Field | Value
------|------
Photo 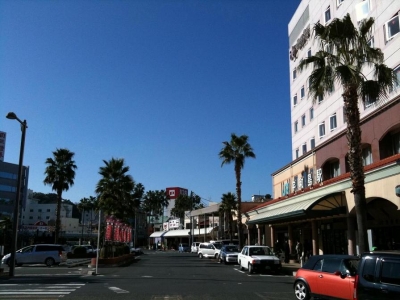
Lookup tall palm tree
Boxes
[44,148,77,243]
[142,190,169,219]
[219,192,237,241]
[219,133,255,249]
[298,14,397,253]
[95,158,135,222]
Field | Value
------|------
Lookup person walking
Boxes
[295,241,303,263]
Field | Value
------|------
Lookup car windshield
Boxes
[225,246,239,252]
[249,247,272,256]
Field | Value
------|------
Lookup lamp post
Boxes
[6,112,27,277]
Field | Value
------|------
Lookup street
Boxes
[0,251,295,300]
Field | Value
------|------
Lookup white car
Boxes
[197,242,222,259]
[191,242,200,253]
[237,245,282,274]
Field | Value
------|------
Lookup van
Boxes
[1,244,67,267]
[198,242,222,259]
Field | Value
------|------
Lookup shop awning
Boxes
[247,197,318,224]
[149,231,167,238]
[164,229,190,237]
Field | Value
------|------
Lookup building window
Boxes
[310,138,315,149]
[30,209,33,212]
[364,95,377,109]
[29,216,33,219]
[293,94,298,106]
[38,216,41,220]
[307,48,311,58]
[362,145,373,166]
[337,0,345,7]
[38,209,42,212]
[302,143,307,154]
[328,83,335,94]
[392,131,400,154]
[330,113,337,130]
[310,107,314,120]
[293,69,297,80]
[301,114,306,127]
[319,122,326,138]
[385,14,400,42]
[46,216,50,220]
[301,86,305,99]
[318,94,324,104]
[295,148,299,159]
[367,37,374,48]
[325,6,331,24]
[356,0,371,21]
[294,121,298,133]
[394,66,400,88]
[47,209,50,212]
[329,160,341,178]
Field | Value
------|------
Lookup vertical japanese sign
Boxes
[0,131,6,161]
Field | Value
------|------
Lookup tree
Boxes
[219,133,255,249]
[95,158,135,222]
[298,14,397,253]
[170,193,202,222]
[44,148,77,243]
[141,190,169,219]
[218,192,237,241]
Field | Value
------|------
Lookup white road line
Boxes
[108,287,129,294]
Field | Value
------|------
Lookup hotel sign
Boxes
[282,168,323,196]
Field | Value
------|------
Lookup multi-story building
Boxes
[245,0,400,256]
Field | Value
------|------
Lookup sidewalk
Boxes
[281,261,301,276]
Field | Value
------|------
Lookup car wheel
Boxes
[294,280,310,300]
[248,263,253,274]
[198,253,203,259]
[45,257,55,267]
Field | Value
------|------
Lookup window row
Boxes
[295,137,316,159]
[318,113,338,138]
[28,208,52,212]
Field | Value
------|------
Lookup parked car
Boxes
[1,244,67,267]
[130,247,143,255]
[354,251,400,300]
[191,242,200,253]
[198,242,222,259]
[238,245,282,274]
[70,244,95,254]
[178,243,190,253]
[218,245,240,264]
[293,254,359,300]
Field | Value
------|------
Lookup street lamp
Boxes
[6,112,27,277]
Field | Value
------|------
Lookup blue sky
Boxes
[1,0,298,205]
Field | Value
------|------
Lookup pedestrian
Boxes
[295,241,303,263]
[284,240,290,263]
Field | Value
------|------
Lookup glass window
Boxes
[330,113,337,130]
[362,146,373,166]
[392,131,400,154]
[318,94,324,104]
[337,0,345,6]
[395,66,400,88]
[293,69,297,80]
[302,143,307,154]
[364,95,376,109]
[0,185,16,192]
[293,94,298,106]
[313,259,323,271]
[310,138,315,149]
[322,258,341,273]
[386,14,400,41]
[362,257,376,282]
[294,121,298,133]
[302,114,306,127]
[307,48,311,58]
[356,0,370,21]
[319,122,326,138]
[38,209,42,212]
[295,148,299,159]
[325,6,331,23]
[381,261,400,285]
[310,107,314,120]
[0,172,17,180]
[301,86,305,98]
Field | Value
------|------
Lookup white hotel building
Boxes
[245,0,400,255]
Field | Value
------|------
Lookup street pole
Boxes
[94,210,101,275]
[6,112,27,277]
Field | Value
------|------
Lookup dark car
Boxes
[293,254,359,300]
[355,251,400,300]
[218,245,240,264]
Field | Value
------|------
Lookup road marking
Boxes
[151,296,182,300]
[0,283,84,299]
[108,287,129,294]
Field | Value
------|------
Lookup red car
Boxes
[294,254,359,300]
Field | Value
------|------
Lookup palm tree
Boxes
[142,190,169,219]
[44,148,77,243]
[298,14,397,253]
[95,158,135,222]
[219,133,255,249]
[219,192,237,241]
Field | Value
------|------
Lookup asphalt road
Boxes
[0,251,296,300]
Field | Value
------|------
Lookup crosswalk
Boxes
[0,282,85,299]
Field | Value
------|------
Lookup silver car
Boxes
[1,244,67,267]
[198,242,222,259]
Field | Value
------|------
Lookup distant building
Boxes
[165,187,188,217]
